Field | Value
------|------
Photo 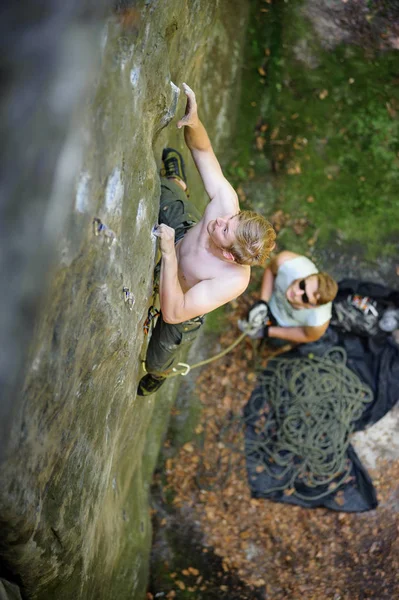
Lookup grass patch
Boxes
[203,304,229,334]
[225,0,398,261]
[267,0,399,258]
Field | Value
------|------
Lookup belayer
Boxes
[239,251,338,345]
[138,83,276,395]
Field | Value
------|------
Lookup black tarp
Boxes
[244,280,399,512]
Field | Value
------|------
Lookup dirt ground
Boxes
[161,298,399,600]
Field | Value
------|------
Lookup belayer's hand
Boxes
[247,300,269,328]
[177,83,199,129]
[238,300,269,339]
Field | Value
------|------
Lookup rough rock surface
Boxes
[0,1,249,598]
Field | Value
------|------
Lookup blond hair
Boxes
[227,210,276,267]
[311,272,338,305]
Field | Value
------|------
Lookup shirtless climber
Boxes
[239,251,338,345]
[138,83,276,395]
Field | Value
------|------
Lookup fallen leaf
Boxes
[256,136,266,151]
[386,101,397,118]
[287,162,301,175]
[270,127,280,140]
[334,491,345,506]
[223,396,232,410]
[292,218,308,235]
[240,530,251,539]
[236,184,246,201]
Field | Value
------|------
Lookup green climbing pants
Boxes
[145,178,204,375]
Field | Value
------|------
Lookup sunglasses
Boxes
[299,279,310,304]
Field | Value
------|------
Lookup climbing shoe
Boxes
[161,147,188,188]
[137,373,166,396]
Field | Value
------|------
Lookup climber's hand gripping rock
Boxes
[177,83,199,129]
[153,223,176,256]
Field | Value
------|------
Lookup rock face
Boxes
[0,1,249,598]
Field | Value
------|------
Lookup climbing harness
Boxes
[143,305,161,336]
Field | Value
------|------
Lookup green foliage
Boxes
[226,0,398,260]
[203,305,229,334]
[268,2,399,258]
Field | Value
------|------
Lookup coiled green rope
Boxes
[197,348,373,501]
[245,347,373,499]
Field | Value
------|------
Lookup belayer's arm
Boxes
[268,322,329,344]
[260,251,300,301]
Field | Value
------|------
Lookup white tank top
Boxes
[268,256,332,327]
